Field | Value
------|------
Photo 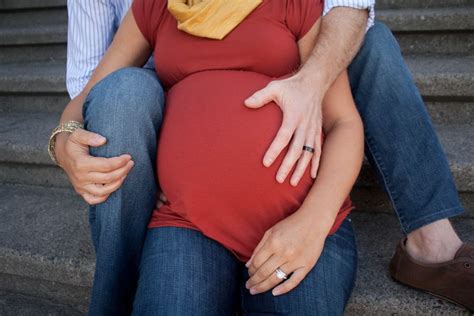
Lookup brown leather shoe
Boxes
[389,239,474,312]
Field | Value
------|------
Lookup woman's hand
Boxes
[155,190,168,209]
[55,128,135,205]
[244,207,329,296]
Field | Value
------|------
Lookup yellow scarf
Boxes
[168,0,262,40]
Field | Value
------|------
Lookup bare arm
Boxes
[245,19,364,296]
[297,7,368,97]
[244,8,368,187]
[54,10,151,204]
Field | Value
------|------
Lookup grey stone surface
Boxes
[351,187,474,219]
[0,25,66,46]
[0,183,471,314]
[377,0,473,9]
[1,55,473,98]
[2,113,474,191]
[0,163,71,188]
[347,212,473,315]
[393,31,474,55]
[0,44,66,64]
[378,7,474,32]
[406,55,474,99]
[0,94,69,113]
[0,291,83,316]
[0,0,65,10]
[0,62,66,93]
[426,101,473,125]
[0,274,89,314]
[0,8,66,28]
[0,184,93,288]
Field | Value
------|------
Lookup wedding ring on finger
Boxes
[302,145,315,154]
[275,267,288,280]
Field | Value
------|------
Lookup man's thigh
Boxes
[240,217,357,315]
[133,227,241,315]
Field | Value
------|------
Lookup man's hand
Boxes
[244,208,328,296]
[245,74,323,186]
[244,7,368,187]
[55,128,134,205]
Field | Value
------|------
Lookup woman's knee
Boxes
[242,218,357,315]
[133,227,240,315]
[82,67,165,131]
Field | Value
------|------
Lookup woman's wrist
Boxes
[54,132,69,168]
[295,204,338,236]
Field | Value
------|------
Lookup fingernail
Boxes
[277,175,284,183]
[245,281,250,289]
[246,96,256,104]
[263,158,271,166]
[250,288,257,295]
[272,289,280,296]
[94,135,106,143]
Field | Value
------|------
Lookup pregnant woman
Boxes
[52,0,364,314]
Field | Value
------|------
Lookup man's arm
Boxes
[299,4,372,95]
[66,0,117,99]
[244,6,370,186]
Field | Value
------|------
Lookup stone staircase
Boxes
[0,0,472,314]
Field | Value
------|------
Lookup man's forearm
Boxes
[297,7,368,95]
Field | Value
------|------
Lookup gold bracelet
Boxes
[48,120,84,167]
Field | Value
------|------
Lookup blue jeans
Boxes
[81,22,465,315]
[132,217,357,315]
[82,68,165,315]
[348,22,464,234]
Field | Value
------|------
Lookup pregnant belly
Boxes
[155,70,314,260]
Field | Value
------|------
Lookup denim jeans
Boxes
[82,67,165,315]
[132,217,357,315]
[81,22,464,315]
[347,23,464,234]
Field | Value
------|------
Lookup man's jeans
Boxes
[348,22,464,234]
[132,217,357,315]
[80,22,464,315]
[82,68,165,315]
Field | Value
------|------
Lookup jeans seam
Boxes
[403,205,465,233]
[364,135,409,234]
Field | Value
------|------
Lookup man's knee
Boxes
[357,22,402,65]
[83,67,165,127]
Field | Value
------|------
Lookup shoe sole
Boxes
[389,274,473,313]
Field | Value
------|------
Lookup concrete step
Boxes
[0,111,473,218]
[0,291,82,316]
[347,212,473,315]
[0,6,66,63]
[377,0,474,10]
[0,0,65,10]
[405,55,474,99]
[0,183,92,313]
[0,55,472,113]
[0,183,471,314]
[378,7,474,55]
[379,7,474,32]
[0,6,473,63]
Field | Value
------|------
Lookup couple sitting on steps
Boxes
[47,0,473,314]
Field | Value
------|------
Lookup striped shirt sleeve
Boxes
[66,0,118,99]
[323,0,375,30]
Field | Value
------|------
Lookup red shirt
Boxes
[132,0,354,262]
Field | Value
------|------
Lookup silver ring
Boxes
[275,267,288,280]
